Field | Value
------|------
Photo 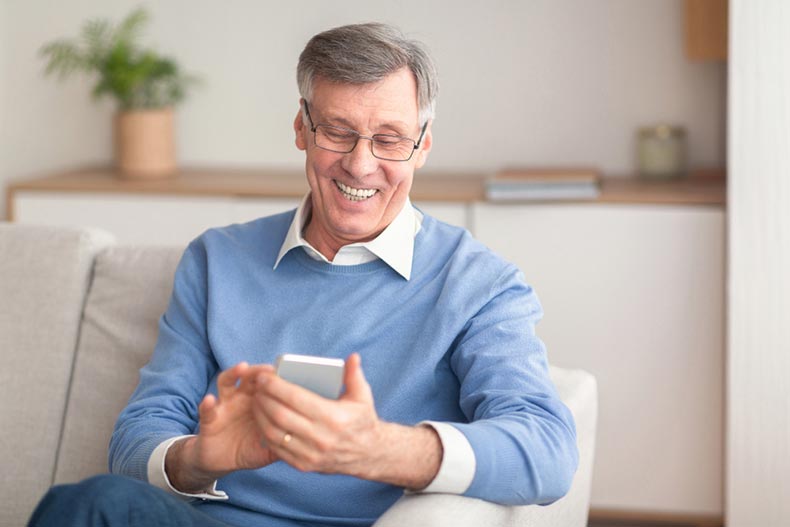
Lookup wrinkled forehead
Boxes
[309,69,420,128]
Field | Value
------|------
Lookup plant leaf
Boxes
[38,6,200,109]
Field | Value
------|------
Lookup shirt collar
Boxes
[274,193,420,280]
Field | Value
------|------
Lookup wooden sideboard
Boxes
[5,167,726,524]
[6,166,725,217]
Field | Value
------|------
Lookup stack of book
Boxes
[485,168,602,201]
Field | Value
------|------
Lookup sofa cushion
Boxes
[53,245,182,484]
[0,223,114,526]
[373,367,598,527]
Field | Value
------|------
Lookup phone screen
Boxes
[275,354,345,399]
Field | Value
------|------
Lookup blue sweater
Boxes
[110,210,578,527]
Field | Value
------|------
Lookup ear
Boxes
[413,120,433,170]
[294,99,308,151]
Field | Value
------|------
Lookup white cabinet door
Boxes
[231,198,470,230]
[473,203,725,516]
[12,193,471,246]
[13,191,234,246]
[231,197,302,224]
[413,201,468,229]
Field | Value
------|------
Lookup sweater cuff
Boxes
[414,421,476,494]
[147,435,228,501]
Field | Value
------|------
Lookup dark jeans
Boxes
[28,474,235,527]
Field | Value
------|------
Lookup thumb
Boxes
[342,353,373,403]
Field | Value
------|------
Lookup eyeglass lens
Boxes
[314,125,416,161]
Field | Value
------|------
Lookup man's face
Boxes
[294,67,432,252]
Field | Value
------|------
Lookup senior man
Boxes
[29,23,578,527]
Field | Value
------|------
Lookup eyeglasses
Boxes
[302,101,428,162]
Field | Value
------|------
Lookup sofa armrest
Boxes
[374,366,597,527]
[0,223,115,527]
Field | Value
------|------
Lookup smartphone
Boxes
[275,354,345,400]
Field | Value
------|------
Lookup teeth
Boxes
[335,180,377,201]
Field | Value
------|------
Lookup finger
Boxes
[257,373,329,420]
[269,436,321,473]
[251,397,272,435]
[217,362,248,400]
[198,394,218,426]
[341,353,373,404]
[255,390,315,440]
[252,403,287,449]
[251,417,320,473]
[239,364,275,394]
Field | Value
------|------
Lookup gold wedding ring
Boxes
[282,432,293,446]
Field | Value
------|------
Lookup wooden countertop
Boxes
[6,166,726,210]
[597,177,725,206]
[7,166,486,203]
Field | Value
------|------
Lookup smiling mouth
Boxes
[334,180,378,202]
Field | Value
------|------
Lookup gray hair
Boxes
[297,23,439,125]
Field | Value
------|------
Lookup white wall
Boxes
[0,1,6,190]
[727,1,790,526]
[1,0,725,219]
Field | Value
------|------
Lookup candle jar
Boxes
[637,125,687,179]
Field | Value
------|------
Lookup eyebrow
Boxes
[319,112,412,136]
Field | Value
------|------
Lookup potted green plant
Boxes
[40,7,198,179]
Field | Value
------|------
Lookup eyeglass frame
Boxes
[302,100,428,162]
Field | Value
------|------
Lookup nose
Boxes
[340,137,379,180]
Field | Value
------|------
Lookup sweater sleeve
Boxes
[448,265,578,506]
[109,240,218,482]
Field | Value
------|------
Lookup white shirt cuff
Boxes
[147,435,228,501]
[414,421,476,494]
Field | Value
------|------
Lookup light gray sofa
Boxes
[0,223,597,527]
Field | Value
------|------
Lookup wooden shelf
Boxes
[589,507,723,527]
[6,166,485,202]
[6,166,726,221]
[685,0,728,61]
[598,177,725,206]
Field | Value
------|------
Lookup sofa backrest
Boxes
[53,245,182,484]
[0,224,114,527]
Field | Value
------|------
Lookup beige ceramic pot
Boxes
[114,108,177,179]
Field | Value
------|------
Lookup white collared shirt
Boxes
[148,195,475,499]
[274,193,421,280]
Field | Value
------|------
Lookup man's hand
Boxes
[166,362,280,493]
[252,353,443,489]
